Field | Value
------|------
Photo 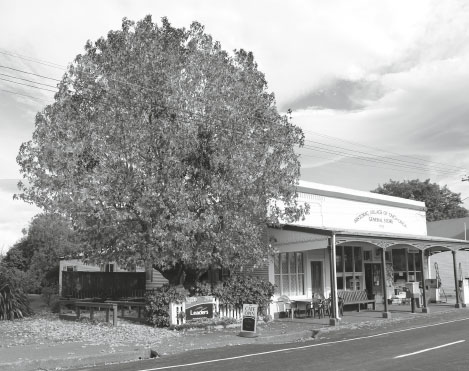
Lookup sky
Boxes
[1,0,469,252]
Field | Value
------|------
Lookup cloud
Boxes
[282,78,384,112]
[0,183,40,251]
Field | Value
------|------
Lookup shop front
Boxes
[268,181,469,324]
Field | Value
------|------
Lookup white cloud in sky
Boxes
[0,180,40,252]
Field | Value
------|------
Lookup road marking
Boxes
[394,340,465,359]
[139,317,469,371]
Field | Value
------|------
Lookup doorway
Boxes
[365,263,382,298]
[311,261,323,297]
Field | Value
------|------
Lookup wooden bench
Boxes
[59,300,118,326]
[337,290,375,315]
[104,300,146,320]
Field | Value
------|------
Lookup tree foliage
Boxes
[3,213,77,290]
[372,179,468,222]
[16,16,306,286]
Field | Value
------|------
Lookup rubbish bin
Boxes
[406,282,420,313]
[413,292,421,308]
[461,278,469,305]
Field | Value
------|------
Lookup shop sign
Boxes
[185,296,215,320]
[239,304,258,337]
[354,209,407,228]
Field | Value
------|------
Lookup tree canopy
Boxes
[16,16,306,286]
[2,213,77,291]
[372,179,468,222]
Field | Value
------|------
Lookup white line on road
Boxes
[139,317,469,371]
[394,340,465,359]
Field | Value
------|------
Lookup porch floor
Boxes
[276,297,464,326]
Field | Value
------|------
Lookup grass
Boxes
[0,295,180,349]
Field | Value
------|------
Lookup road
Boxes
[79,316,469,371]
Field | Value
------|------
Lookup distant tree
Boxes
[372,179,468,221]
[3,213,77,289]
[16,16,306,287]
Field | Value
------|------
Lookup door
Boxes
[311,261,323,297]
[365,263,382,297]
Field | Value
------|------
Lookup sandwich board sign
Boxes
[239,304,258,337]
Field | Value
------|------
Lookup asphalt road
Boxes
[80,315,469,371]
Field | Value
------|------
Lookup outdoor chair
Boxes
[322,298,332,317]
[276,295,293,318]
[307,298,325,318]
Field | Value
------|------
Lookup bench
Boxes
[104,300,146,320]
[337,290,375,315]
[59,300,118,326]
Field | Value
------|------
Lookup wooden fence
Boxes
[61,271,146,299]
[169,299,267,325]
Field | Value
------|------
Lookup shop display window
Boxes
[336,246,363,290]
[274,252,305,296]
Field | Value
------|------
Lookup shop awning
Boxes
[281,225,469,253]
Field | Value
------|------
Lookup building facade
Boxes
[268,181,469,322]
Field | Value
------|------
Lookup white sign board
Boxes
[239,304,258,338]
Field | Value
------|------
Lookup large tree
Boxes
[16,16,306,286]
[372,179,468,221]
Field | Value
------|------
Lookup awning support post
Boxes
[421,250,429,313]
[452,250,462,308]
[381,247,391,318]
[329,233,340,325]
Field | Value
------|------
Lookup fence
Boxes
[169,299,267,325]
[61,271,146,299]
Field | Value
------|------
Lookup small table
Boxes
[291,299,312,318]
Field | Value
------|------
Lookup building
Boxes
[427,217,469,295]
[59,258,168,297]
[268,181,469,323]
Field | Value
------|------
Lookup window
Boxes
[336,246,363,290]
[274,252,305,296]
[408,252,421,282]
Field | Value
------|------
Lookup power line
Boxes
[302,140,463,176]
[298,150,463,177]
[0,88,52,103]
[0,49,66,70]
[303,137,457,173]
[0,72,58,89]
[302,129,466,173]
[0,64,61,82]
[0,77,57,93]
[3,49,466,178]
[4,71,464,179]
[301,144,462,176]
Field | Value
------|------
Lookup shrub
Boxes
[169,316,239,331]
[212,275,275,315]
[145,285,186,327]
[0,283,32,320]
[41,284,58,306]
[188,281,213,296]
[0,263,33,319]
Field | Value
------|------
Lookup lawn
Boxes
[0,295,180,349]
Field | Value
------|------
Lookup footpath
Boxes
[0,300,466,371]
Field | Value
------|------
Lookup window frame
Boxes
[274,252,305,297]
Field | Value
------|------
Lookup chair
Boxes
[276,295,293,318]
[309,299,324,318]
[322,298,331,318]
[338,296,344,316]
[327,294,344,317]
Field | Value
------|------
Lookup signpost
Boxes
[239,304,258,338]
